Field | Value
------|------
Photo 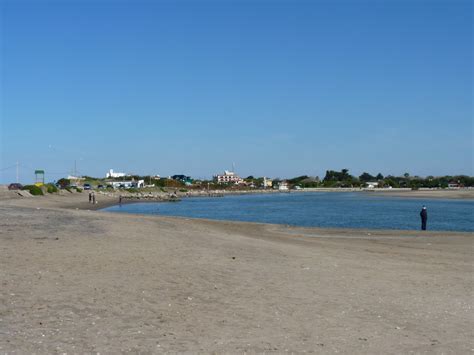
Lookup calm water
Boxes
[102,192,474,232]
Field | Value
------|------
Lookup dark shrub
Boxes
[57,178,70,188]
[22,185,44,196]
[46,184,58,193]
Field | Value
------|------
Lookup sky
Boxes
[1,0,472,183]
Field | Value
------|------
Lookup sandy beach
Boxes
[1,191,473,353]
[361,188,474,200]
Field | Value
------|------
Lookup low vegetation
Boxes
[46,184,58,193]
[22,185,44,196]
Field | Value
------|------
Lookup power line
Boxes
[0,164,18,171]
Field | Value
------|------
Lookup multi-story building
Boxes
[214,170,244,184]
[263,177,273,188]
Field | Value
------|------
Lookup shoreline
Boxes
[4,191,472,237]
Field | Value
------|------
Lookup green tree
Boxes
[359,172,375,182]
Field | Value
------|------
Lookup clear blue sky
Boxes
[1,0,472,183]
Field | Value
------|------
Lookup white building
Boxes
[67,175,85,186]
[106,169,127,178]
[108,180,145,189]
[278,181,289,191]
[214,170,244,184]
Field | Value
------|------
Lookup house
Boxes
[214,170,244,184]
[278,181,289,191]
[171,175,193,185]
[366,182,379,189]
[67,175,85,186]
[263,177,273,188]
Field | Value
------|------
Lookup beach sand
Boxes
[0,192,473,353]
[362,188,474,200]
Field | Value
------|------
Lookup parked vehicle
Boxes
[97,184,104,189]
[8,183,23,190]
[83,183,91,190]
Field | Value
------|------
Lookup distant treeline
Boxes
[313,169,474,188]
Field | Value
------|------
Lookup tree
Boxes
[288,175,308,184]
[323,169,356,187]
[359,172,375,182]
[376,173,384,180]
[323,170,338,182]
[341,169,351,180]
[384,178,399,188]
[57,178,70,188]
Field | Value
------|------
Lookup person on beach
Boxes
[92,192,96,204]
[420,206,428,230]
[119,195,122,204]
[89,192,92,203]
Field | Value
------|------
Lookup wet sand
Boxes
[362,189,474,200]
[0,192,473,353]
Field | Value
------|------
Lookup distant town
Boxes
[6,166,474,195]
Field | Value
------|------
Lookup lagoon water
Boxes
[103,192,474,232]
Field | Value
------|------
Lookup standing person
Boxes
[89,191,92,203]
[119,195,122,204]
[420,206,428,230]
[92,192,96,205]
